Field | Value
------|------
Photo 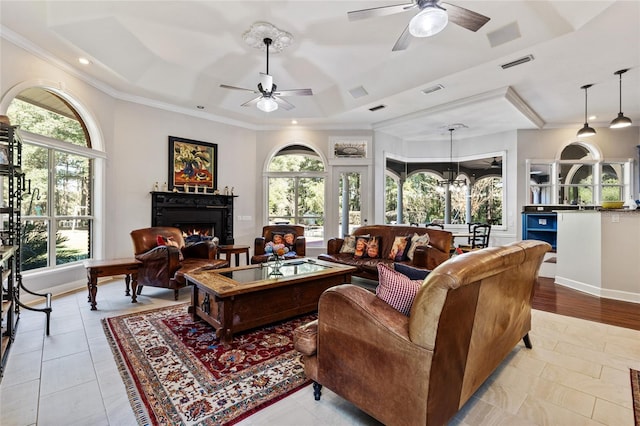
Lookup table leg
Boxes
[86,269,92,303]
[234,252,240,266]
[88,273,98,310]
[124,274,131,296]
[130,273,138,303]
[245,250,249,265]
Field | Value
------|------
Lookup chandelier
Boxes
[436,128,467,193]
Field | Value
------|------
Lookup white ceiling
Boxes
[1,0,639,141]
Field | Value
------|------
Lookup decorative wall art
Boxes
[168,136,218,191]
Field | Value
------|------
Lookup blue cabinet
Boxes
[522,212,557,250]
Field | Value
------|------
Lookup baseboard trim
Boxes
[554,276,640,304]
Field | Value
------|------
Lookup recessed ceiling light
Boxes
[589,115,597,120]
[78,57,91,65]
[291,120,298,125]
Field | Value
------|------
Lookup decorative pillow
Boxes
[364,236,381,259]
[339,235,357,254]
[388,236,409,261]
[406,233,430,261]
[283,233,296,250]
[353,235,370,259]
[376,263,422,316]
[394,263,431,281]
[271,232,285,245]
[156,235,166,246]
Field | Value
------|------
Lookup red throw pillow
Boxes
[156,235,166,246]
[376,263,422,316]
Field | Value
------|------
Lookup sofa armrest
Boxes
[412,245,450,270]
[181,241,217,259]
[326,238,344,255]
[294,319,318,356]
[135,246,182,280]
[294,236,306,256]
[254,237,266,256]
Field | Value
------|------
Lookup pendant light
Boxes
[610,69,632,129]
[577,84,596,138]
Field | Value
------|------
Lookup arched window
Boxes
[7,88,95,271]
[266,145,325,247]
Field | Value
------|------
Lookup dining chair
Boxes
[459,223,491,252]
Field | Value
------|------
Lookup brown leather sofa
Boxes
[295,240,551,426]
[251,224,306,264]
[130,226,229,300]
[318,225,452,279]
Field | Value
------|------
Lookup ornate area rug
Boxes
[102,304,315,425]
[632,368,640,425]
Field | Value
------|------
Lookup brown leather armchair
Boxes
[130,226,229,300]
[294,240,550,426]
[250,225,306,264]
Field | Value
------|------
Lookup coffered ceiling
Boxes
[1,1,638,140]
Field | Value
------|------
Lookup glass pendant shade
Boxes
[409,7,448,37]
[257,97,278,112]
[610,69,632,129]
[577,84,596,138]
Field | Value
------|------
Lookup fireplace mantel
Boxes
[151,191,235,244]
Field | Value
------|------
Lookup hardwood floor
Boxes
[533,276,640,331]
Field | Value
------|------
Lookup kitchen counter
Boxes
[555,210,640,303]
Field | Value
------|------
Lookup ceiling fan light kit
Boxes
[409,7,448,37]
[610,68,632,129]
[257,97,278,112]
[577,84,596,138]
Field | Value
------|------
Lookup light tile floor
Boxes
[1,278,639,425]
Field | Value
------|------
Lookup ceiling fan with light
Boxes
[485,156,503,170]
[347,0,490,51]
[220,37,312,112]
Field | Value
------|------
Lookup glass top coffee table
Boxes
[185,258,356,343]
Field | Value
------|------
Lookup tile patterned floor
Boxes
[1,278,638,425]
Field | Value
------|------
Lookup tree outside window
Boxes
[7,91,93,271]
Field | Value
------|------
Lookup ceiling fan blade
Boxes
[274,88,313,97]
[273,96,295,111]
[442,2,490,32]
[240,96,262,107]
[220,84,258,93]
[392,23,412,51]
[347,2,416,21]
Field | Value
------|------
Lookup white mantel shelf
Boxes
[555,209,640,304]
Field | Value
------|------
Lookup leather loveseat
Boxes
[130,226,229,300]
[295,240,551,426]
[318,225,452,280]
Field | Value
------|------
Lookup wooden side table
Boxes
[216,245,250,267]
[83,258,141,310]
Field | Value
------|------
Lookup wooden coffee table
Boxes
[185,258,356,343]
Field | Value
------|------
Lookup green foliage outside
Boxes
[385,172,503,225]
[8,96,90,270]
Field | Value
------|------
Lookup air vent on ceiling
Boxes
[501,55,534,70]
[349,86,369,99]
[369,105,386,112]
[421,84,444,95]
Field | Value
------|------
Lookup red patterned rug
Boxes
[102,304,315,425]
[632,368,640,426]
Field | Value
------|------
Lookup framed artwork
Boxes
[168,136,218,191]
[328,137,370,160]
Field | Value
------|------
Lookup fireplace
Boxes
[151,192,235,245]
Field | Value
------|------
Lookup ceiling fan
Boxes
[347,0,490,51]
[484,157,502,169]
[220,37,313,112]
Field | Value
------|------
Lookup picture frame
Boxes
[168,136,218,191]
[328,137,369,159]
